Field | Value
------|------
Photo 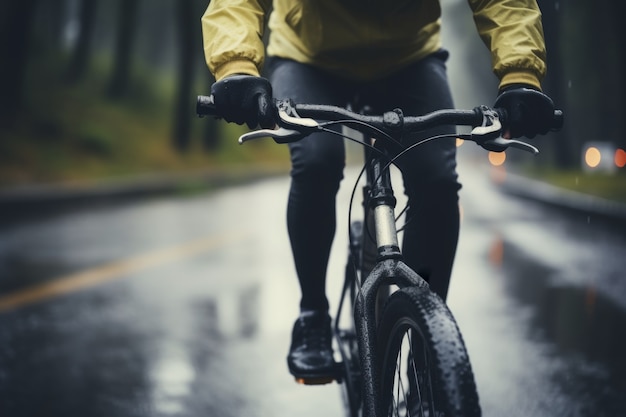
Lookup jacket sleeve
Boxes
[468,0,547,90]
[201,0,271,81]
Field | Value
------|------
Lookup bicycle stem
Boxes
[367,151,402,261]
[373,205,399,250]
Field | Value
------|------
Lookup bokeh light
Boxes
[488,151,506,166]
[615,148,626,168]
[584,147,602,168]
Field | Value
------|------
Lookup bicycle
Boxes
[196,92,563,417]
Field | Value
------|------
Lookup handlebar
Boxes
[196,94,563,154]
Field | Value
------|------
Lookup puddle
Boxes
[498,239,626,415]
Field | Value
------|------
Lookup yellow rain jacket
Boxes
[202,0,547,90]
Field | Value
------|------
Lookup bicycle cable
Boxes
[318,119,405,149]
[313,123,463,300]
[378,133,463,234]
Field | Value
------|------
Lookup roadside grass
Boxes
[3,55,622,205]
[522,168,626,204]
[0,55,289,187]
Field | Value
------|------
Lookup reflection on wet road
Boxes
[0,158,625,417]
[451,157,626,417]
[0,176,343,417]
[504,244,626,415]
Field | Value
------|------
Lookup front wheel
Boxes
[376,287,481,417]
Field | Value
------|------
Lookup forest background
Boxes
[0,0,624,200]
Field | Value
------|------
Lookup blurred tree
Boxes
[537,0,571,169]
[34,0,66,53]
[0,0,40,128]
[559,0,625,167]
[172,0,196,151]
[107,0,140,98]
[173,0,219,152]
[603,0,626,150]
[66,0,99,83]
[140,0,174,68]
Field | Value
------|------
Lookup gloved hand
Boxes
[494,84,555,138]
[210,75,274,129]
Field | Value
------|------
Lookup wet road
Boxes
[1,154,625,417]
[451,156,626,417]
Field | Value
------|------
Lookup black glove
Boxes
[494,84,555,138]
[210,75,274,129]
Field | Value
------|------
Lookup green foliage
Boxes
[558,1,625,157]
[523,168,626,203]
[0,54,289,187]
[76,123,116,157]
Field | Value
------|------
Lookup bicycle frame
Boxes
[196,93,562,417]
[341,139,431,417]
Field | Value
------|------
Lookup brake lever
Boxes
[470,106,539,155]
[277,108,319,129]
[482,137,539,155]
[238,101,322,144]
[238,127,306,144]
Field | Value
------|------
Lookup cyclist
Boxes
[201,0,556,383]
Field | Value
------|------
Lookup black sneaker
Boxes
[287,310,336,385]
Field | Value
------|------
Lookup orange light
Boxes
[615,148,626,168]
[489,165,507,184]
[584,147,602,168]
[456,138,465,147]
[488,235,504,267]
[488,151,506,166]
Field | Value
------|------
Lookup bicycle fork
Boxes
[367,157,401,260]
[354,154,427,417]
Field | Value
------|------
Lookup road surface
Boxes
[1,151,625,417]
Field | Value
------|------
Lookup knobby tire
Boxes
[376,287,481,417]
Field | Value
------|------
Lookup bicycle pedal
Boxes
[295,376,335,385]
[294,362,345,385]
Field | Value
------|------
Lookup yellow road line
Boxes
[0,232,245,313]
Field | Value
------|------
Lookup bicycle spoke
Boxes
[387,328,429,417]
[395,345,404,415]
[407,331,422,417]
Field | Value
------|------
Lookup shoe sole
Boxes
[290,362,340,385]
[295,376,335,385]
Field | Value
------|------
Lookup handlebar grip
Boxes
[551,109,564,131]
[497,107,564,133]
[196,95,216,117]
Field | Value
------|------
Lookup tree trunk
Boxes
[537,0,572,169]
[107,0,140,98]
[65,0,99,83]
[0,0,40,128]
[606,1,626,151]
[172,0,196,151]
[35,0,66,53]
